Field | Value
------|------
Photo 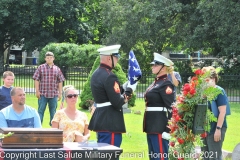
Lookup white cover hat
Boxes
[97,45,121,58]
[150,52,174,66]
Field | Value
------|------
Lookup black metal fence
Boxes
[2,65,240,103]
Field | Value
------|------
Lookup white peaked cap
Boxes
[97,45,121,57]
[150,52,174,66]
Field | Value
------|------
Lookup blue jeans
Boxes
[38,95,58,126]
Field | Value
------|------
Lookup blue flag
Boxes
[128,51,142,85]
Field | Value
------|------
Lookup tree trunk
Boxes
[0,47,5,74]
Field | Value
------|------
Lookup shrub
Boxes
[39,43,101,68]
[79,56,136,109]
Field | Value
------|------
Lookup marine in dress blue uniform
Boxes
[143,53,175,160]
[88,45,133,148]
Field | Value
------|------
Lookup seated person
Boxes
[59,85,74,109]
[51,86,90,142]
[0,87,41,128]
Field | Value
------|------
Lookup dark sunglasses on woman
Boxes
[66,94,79,98]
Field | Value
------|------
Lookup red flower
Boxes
[194,69,204,75]
[173,150,178,156]
[189,88,196,95]
[174,115,181,122]
[172,107,178,114]
[190,80,197,88]
[169,127,176,133]
[191,76,198,81]
[169,141,175,147]
[177,95,185,103]
[201,132,207,138]
[183,91,188,96]
[177,138,184,144]
[183,83,191,92]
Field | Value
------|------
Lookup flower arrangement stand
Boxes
[192,102,207,135]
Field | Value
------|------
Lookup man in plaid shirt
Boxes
[33,51,65,126]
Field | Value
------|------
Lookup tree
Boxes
[0,0,26,72]
[99,0,182,52]
[0,0,93,72]
[192,0,240,56]
[84,0,109,44]
[98,0,187,72]
[98,0,240,71]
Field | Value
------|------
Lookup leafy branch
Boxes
[0,132,14,139]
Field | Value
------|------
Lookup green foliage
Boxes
[0,132,14,139]
[174,60,193,74]
[80,56,136,109]
[79,57,99,109]
[99,0,240,74]
[100,0,180,53]
[78,44,103,68]
[2,0,240,79]
[21,0,92,51]
[0,0,94,72]
[205,110,217,131]
[39,43,101,67]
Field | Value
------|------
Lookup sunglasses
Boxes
[152,64,160,67]
[112,53,121,59]
[66,94,79,98]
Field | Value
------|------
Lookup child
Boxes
[0,71,15,110]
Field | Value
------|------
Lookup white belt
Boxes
[146,107,167,112]
[96,102,112,107]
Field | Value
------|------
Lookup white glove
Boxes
[122,81,128,90]
[162,132,171,140]
[127,81,137,92]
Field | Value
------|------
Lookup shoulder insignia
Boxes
[166,86,173,94]
[114,81,120,93]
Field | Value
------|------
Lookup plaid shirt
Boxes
[33,63,65,98]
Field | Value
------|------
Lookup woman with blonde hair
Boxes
[59,85,74,109]
[52,86,90,142]
[143,52,175,160]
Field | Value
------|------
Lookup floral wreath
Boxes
[168,69,222,160]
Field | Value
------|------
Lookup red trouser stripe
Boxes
[63,146,72,160]
[111,133,115,145]
[0,148,3,160]
[158,134,164,160]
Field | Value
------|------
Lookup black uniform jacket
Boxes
[88,63,126,133]
[143,74,174,134]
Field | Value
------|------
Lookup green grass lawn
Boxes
[26,95,239,160]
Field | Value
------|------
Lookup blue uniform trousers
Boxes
[97,132,122,160]
[97,132,122,147]
[147,133,169,160]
